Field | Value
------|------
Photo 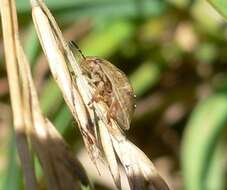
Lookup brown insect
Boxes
[70,42,136,130]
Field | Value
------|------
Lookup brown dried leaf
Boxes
[17,32,92,190]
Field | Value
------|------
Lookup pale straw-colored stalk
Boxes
[1,0,92,189]
[0,0,37,189]
[31,0,100,163]
[17,41,91,190]
[30,0,170,189]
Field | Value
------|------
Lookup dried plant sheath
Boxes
[18,43,91,189]
[0,0,38,189]
[31,0,101,162]
[30,0,170,189]
[1,0,92,189]
[17,17,92,190]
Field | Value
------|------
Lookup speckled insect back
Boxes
[69,42,136,130]
[82,57,136,130]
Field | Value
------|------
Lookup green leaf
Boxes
[1,133,22,190]
[81,21,134,57]
[205,136,226,190]
[81,184,93,190]
[208,0,227,20]
[181,94,227,190]
[16,0,166,22]
[25,24,40,65]
[53,105,72,134]
[129,61,161,96]
[191,0,223,32]
[40,79,63,115]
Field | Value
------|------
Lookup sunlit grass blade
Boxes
[181,94,227,190]
[208,0,227,19]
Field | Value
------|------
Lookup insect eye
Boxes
[94,59,101,64]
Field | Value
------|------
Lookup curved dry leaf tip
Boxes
[128,143,170,190]
[45,120,92,187]
[111,136,169,190]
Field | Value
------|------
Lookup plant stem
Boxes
[0,0,37,189]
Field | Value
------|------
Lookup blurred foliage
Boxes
[1,0,227,189]
[181,94,227,190]
[208,0,227,19]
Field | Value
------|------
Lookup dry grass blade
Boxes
[17,12,92,190]
[0,0,37,189]
[110,126,169,190]
[1,0,92,189]
[18,44,91,189]
[30,0,170,189]
[31,0,101,163]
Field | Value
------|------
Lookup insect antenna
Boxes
[69,41,86,60]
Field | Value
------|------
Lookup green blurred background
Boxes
[1,0,227,189]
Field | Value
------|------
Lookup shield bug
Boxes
[70,42,136,130]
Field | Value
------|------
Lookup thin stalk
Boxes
[0,0,37,189]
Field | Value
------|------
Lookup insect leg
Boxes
[106,99,119,123]
[87,81,105,106]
